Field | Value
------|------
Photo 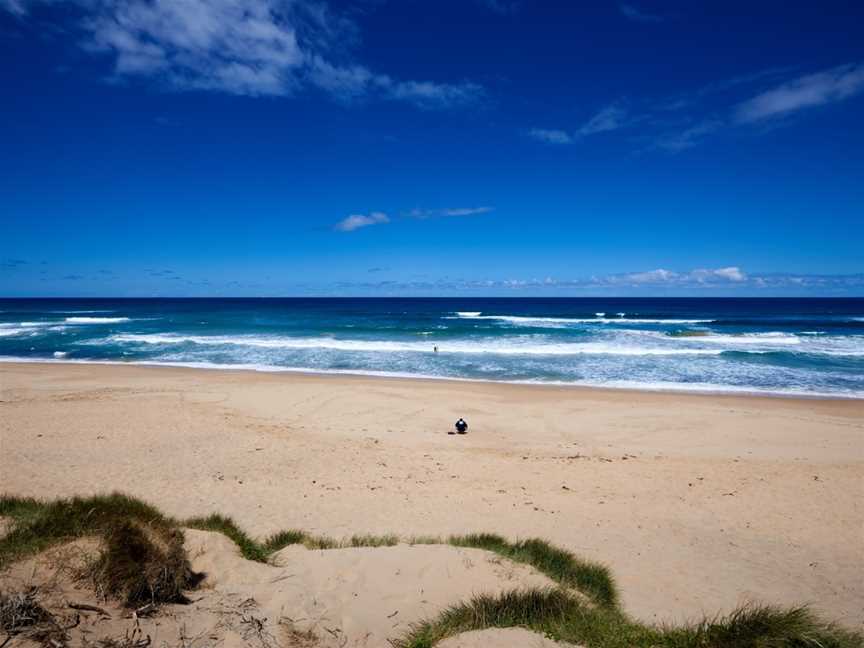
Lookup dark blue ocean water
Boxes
[1,298,863,397]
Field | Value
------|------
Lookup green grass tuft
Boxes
[261,529,307,552]
[3,493,860,648]
[183,513,268,562]
[449,534,617,608]
[0,492,174,569]
[393,590,863,648]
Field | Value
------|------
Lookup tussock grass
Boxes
[184,513,269,562]
[0,493,173,569]
[2,493,860,648]
[448,533,616,608]
[84,520,196,605]
[393,590,863,648]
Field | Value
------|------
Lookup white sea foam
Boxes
[0,321,54,335]
[65,317,131,324]
[680,332,802,346]
[454,311,482,317]
[107,333,724,356]
[451,314,713,325]
[595,312,605,317]
[53,351,68,358]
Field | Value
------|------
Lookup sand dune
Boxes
[0,528,563,647]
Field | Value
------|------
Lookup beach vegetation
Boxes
[392,590,862,648]
[1,493,859,648]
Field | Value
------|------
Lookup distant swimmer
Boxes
[455,418,468,435]
[434,346,439,353]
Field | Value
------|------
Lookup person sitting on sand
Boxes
[455,418,468,434]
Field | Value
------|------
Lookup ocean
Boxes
[1,298,862,398]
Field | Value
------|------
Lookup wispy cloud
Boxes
[526,128,573,144]
[652,119,723,151]
[334,212,390,232]
[475,0,520,15]
[1,258,28,268]
[308,56,483,108]
[734,62,864,123]
[527,103,629,146]
[577,103,629,136]
[525,63,864,153]
[0,0,27,15]
[619,3,665,24]
[407,206,495,219]
[3,0,485,109]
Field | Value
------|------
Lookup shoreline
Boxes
[1,357,862,402]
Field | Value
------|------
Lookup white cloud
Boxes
[334,212,389,232]
[476,0,520,14]
[1,0,28,14]
[703,266,746,282]
[601,266,748,286]
[307,56,482,108]
[735,62,864,123]
[653,119,723,151]
[336,269,864,294]
[526,104,629,146]
[3,0,485,108]
[619,4,665,24]
[406,206,494,219]
[620,268,677,284]
[526,128,573,144]
[439,206,494,217]
[578,103,629,136]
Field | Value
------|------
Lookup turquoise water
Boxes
[1,298,863,398]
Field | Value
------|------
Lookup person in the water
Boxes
[455,418,468,434]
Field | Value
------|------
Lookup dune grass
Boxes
[392,589,862,648]
[1,493,860,647]
[0,493,174,569]
[447,533,616,608]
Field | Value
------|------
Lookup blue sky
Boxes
[1,0,862,296]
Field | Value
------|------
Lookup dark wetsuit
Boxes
[455,418,468,434]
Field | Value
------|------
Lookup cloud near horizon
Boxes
[338,267,864,293]
[2,0,484,108]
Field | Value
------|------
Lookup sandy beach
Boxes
[1,361,862,637]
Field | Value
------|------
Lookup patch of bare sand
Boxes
[439,628,573,647]
[188,529,556,646]
[1,529,557,647]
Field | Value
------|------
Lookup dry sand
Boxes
[1,361,862,638]
[0,528,563,647]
